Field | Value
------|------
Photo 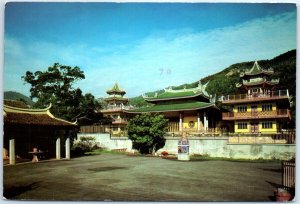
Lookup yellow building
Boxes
[221,61,291,134]
[101,83,131,136]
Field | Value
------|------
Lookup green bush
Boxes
[72,136,98,156]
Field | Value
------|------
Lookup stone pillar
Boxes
[9,139,15,165]
[197,113,200,132]
[204,112,208,132]
[65,138,70,159]
[56,138,61,160]
[179,113,183,132]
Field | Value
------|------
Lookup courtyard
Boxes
[3,154,282,201]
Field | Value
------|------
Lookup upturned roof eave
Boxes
[124,103,216,114]
[144,92,210,103]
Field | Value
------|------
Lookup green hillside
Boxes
[129,49,296,108]
[4,91,34,106]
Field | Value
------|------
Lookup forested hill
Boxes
[129,49,296,107]
[4,91,34,106]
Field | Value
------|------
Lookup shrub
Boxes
[72,136,97,156]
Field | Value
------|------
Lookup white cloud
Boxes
[4,11,296,98]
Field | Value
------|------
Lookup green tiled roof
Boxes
[126,102,215,113]
[145,91,209,101]
[107,83,126,94]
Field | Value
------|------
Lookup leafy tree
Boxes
[127,113,168,154]
[22,63,101,123]
[72,93,103,125]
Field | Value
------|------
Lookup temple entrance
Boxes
[250,122,259,133]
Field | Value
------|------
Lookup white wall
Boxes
[77,133,295,160]
[77,133,132,151]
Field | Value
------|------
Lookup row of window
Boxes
[237,122,273,129]
[236,104,273,112]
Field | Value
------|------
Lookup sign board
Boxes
[178,137,190,161]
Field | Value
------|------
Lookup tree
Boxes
[22,63,94,122]
[74,93,103,125]
[127,113,168,154]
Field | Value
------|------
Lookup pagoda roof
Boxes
[240,61,274,77]
[124,101,216,113]
[143,81,210,102]
[3,103,77,127]
[236,78,279,88]
[104,96,129,101]
[106,83,126,95]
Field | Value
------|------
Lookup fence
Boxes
[282,161,295,190]
[79,125,110,133]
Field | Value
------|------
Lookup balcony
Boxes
[112,118,128,125]
[101,105,133,113]
[220,90,289,104]
[222,109,291,120]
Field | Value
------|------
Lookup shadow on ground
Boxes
[4,181,41,199]
[88,166,128,172]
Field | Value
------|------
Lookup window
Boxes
[262,104,272,111]
[237,122,248,129]
[237,106,247,112]
[112,127,118,131]
[262,122,273,129]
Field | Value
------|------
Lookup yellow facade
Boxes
[259,121,277,133]
[234,120,277,134]
[183,116,198,130]
[234,121,249,133]
[233,103,277,113]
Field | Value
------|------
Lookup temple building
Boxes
[220,61,292,134]
[3,100,77,164]
[101,83,131,136]
[125,82,222,136]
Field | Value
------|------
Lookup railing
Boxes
[227,131,295,144]
[111,131,128,137]
[112,118,128,124]
[166,128,229,137]
[220,89,289,103]
[102,105,134,112]
[222,109,291,120]
[282,161,295,190]
[80,125,110,133]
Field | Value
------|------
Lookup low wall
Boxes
[77,133,295,160]
[77,133,132,151]
[161,138,295,160]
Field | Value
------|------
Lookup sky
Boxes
[3,2,297,98]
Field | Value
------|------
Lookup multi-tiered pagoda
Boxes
[101,83,130,135]
[221,61,291,134]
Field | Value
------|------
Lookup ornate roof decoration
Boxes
[142,81,211,102]
[240,61,274,77]
[236,78,279,88]
[3,103,77,126]
[125,101,218,113]
[106,82,126,95]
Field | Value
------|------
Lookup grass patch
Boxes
[85,149,128,155]
[190,154,281,163]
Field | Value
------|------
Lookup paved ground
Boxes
[3,154,282,201]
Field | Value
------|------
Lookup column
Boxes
[179,113,183,132]
[197,113,200,132]
[56,138,61,160]
[204,112,208,131]
[9,139,15,165]
[65,138,70,159]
